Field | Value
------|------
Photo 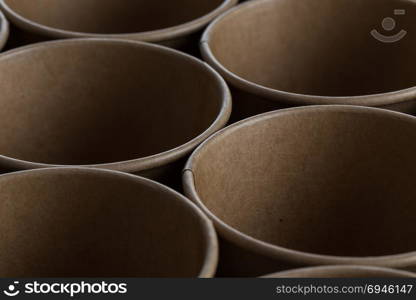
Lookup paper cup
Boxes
[0,9,9,49]
[264,266,416,278]
[184,105,416,276]
[0,39,231,187]
[0,0,238,51]
[0,167,218,277]
[202,0,416,121]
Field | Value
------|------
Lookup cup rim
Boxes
[262,265,416,278]
[0,8,9,50]
[0,166,219,277]
[183,105,416,268]
[0,0,238,42]
[0,38,232,173]
[201,0,416,107]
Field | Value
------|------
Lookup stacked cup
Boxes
[202,0,416,120]
[0,0,238,52]
[0,0,236,277]
[0,0,415,278]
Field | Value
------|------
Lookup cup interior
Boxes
[0,169,212,277]
[206,0,416,96]
[0,40,225,166]
[189,107,416,257]
[4,0,225,34]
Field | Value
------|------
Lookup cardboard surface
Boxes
[202,0,416,120]
[0,167,218,277]
[0,39,231,186]
[184,105,416,276]
[0,0,238,50]
[264,266,416,278]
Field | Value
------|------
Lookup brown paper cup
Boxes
[202,0,416,121]
[0,0,238,51]
[184,105,416,277]
[0,38,231,187]
[264,266,416,278]
[0,9,9,49]
[0,167,218,277]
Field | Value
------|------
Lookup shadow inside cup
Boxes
[184,105,416,276]
[0,39,230,188]
[0,168,218,277]
[1,0,238,52]
[202,0,416,120]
